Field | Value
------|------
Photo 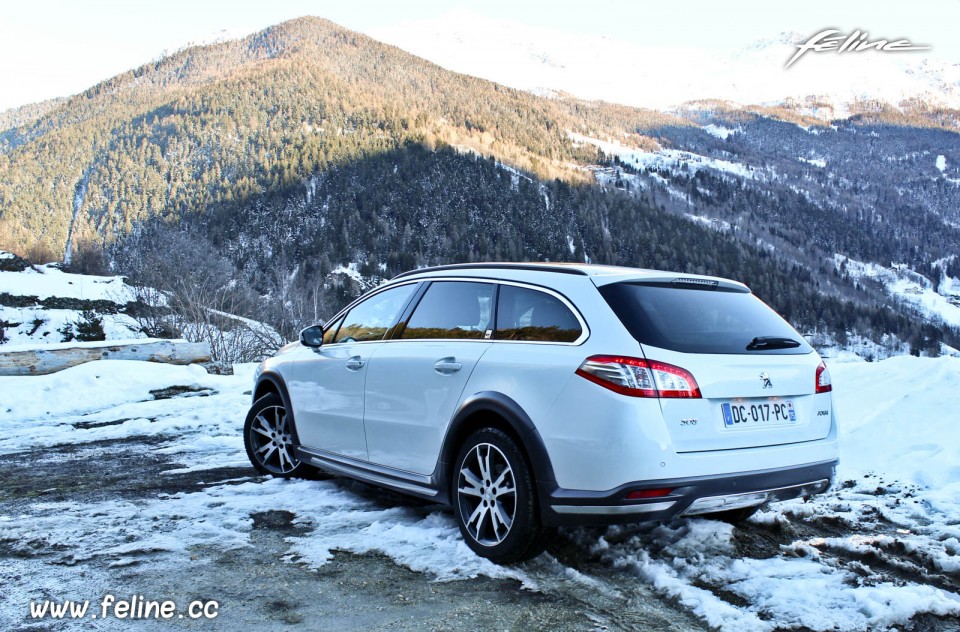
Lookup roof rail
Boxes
[391,262,589,280]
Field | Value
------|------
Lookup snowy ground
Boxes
[1,356,959,630]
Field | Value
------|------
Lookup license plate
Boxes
[722,400,796,427]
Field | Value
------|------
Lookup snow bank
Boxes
[832,355,960,487]
[0,262,135,302]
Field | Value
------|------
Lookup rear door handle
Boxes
[346,356,365,371]
[434,357,463,375]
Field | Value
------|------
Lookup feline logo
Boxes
[786,29,931,68]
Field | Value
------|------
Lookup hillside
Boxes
[0,17,958,354]
[0,16,679,261]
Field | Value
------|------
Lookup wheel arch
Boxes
[253,372,301,444]
[435,392,557,506]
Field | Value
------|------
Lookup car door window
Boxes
[321,315,345,345]
[335,284,417,343]
[400,281,496,340]
[495,285,582,342]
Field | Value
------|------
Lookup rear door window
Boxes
[495,285,583,343]
[400,281,496,340]
[599,283,812,354]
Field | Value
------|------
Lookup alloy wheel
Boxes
[248,405,300,474]
[457,443,518,546]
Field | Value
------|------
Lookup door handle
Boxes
[346,356,365,371]
[434,357,463,375]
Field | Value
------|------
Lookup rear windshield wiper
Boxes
[746,336,801,351]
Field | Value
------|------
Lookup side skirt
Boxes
[296,445,442,501]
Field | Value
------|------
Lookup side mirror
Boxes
[300,325,324,348]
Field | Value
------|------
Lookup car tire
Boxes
[244,393,318,479]
[453,428,552,564]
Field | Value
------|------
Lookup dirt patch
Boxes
[149,386,217,400]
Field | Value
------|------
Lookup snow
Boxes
[936,155,947,172]
[0,306,145,345]
[571,132,762,181]
[331,263,362,282]
[798,156,826,168]
[0,255,150,346]
[832,355,960,490]
[0,254,280,358]
[703,124,737,139]
[835,254,960,329]
[684,213,732,232]
[1,354,958,629]
[369,10,960,115]
[0,262,135,302]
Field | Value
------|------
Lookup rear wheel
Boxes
[453,428,552,564]
[244,393,318,478]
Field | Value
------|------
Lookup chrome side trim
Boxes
[680,479,830,516]
[552,501,676,515]
[296,446,439,498]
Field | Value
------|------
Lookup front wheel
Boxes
[244,393,316,478]
[453,428,553,564]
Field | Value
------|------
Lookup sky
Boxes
[1,0,958,112]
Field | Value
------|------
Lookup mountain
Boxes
[371,10,960,116]
[0,16,680,262]
[0,16,957,355]
[0,97,66,134]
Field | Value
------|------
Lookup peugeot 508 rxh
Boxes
[245,263,837,563]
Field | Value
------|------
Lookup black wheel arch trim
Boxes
[434,391,558,506]
[252,372,302,445]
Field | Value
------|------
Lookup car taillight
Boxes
[815,361,832,394]
[576,355,701,398]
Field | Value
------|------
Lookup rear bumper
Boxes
[540,459,837,527]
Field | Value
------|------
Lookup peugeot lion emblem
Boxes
[760,372,773,389]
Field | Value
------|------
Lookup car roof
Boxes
[390,262,749,292]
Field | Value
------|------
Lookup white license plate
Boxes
[721,400,796,428]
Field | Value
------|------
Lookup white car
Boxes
[245,263,838,563]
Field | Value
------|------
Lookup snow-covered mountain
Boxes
[372,10,960,115]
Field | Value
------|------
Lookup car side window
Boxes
[495,285,582,343]
[335,284,417,343]
[400,281,496,340]
[322,315,345,345]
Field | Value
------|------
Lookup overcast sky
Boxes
[1,0,957,112]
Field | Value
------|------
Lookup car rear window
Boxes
[599,283,812,355]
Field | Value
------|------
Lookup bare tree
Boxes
[114,223,283,365]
